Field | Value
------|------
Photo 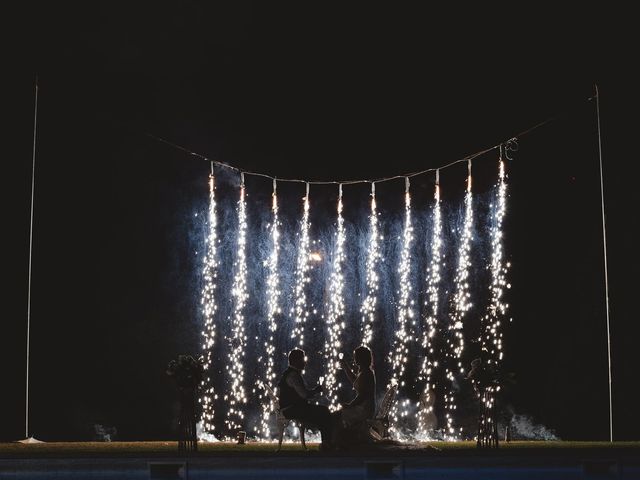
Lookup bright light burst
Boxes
[417,171,443,438]
[197,160,511,442]
[200,169,218,435]
[324,184,346,411]
[291,183,312,348]
[388,177,415,435]
[444,160,474,438]
[361,182,381,346]
[257,179,281,438]
[482,158,510,366]
[224,175,248,433]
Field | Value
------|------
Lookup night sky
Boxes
[5,3,638,442]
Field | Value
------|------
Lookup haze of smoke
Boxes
[509,414,559,440]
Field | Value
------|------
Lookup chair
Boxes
[262,383,306,451]
[367,384,398,441]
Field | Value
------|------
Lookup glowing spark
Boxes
[324,184,346,411]
[309,252,322,262]
[225,177,248,433]
[291,183,312,348]
[200,170,218,435]
[258,179,281,438]
[418,172,442,438]
[444,160,474,438]
[389,178,414,435]
[361,182,381,346]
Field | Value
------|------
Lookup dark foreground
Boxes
[1,441,639,479]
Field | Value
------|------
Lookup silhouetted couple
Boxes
[277,346,376,452]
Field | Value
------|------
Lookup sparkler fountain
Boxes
[388,177,415,437]
[257,178,281,438]
[417,169,443,439]
[476,154,511,446]
[200,167,219,437]
[224,173,249,433]
[324,184,346,411]
[361,182,381,346]
[443,159,474,439]
[291,183,312,349]
[483,156,509,367]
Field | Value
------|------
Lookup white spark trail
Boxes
[482,158,510,367]
[361,183,381,346]
[257,179,281,438]
[200,171,219,436]
[224,177,248,433]
[444,161,473,439]
[291,184,312,348]
[324,184,346,411]
[417,172,443,438]
[388,178,415,436]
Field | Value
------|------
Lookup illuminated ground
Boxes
[2,440,639,457]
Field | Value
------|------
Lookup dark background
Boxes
[4,3,638,441]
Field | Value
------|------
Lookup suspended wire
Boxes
[146,92,596,184]
[147,132,503,184]
[144,108,568,185]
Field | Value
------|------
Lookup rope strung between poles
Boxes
[146,132,518,186]
[145,93,595,185]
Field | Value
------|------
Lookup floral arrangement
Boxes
[166,354,205,390]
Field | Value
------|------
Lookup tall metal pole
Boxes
[26,76,39,439]
[595,84,613,442]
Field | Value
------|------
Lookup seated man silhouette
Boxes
[278,348,333,451]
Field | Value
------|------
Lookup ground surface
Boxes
[2,440,640,458]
